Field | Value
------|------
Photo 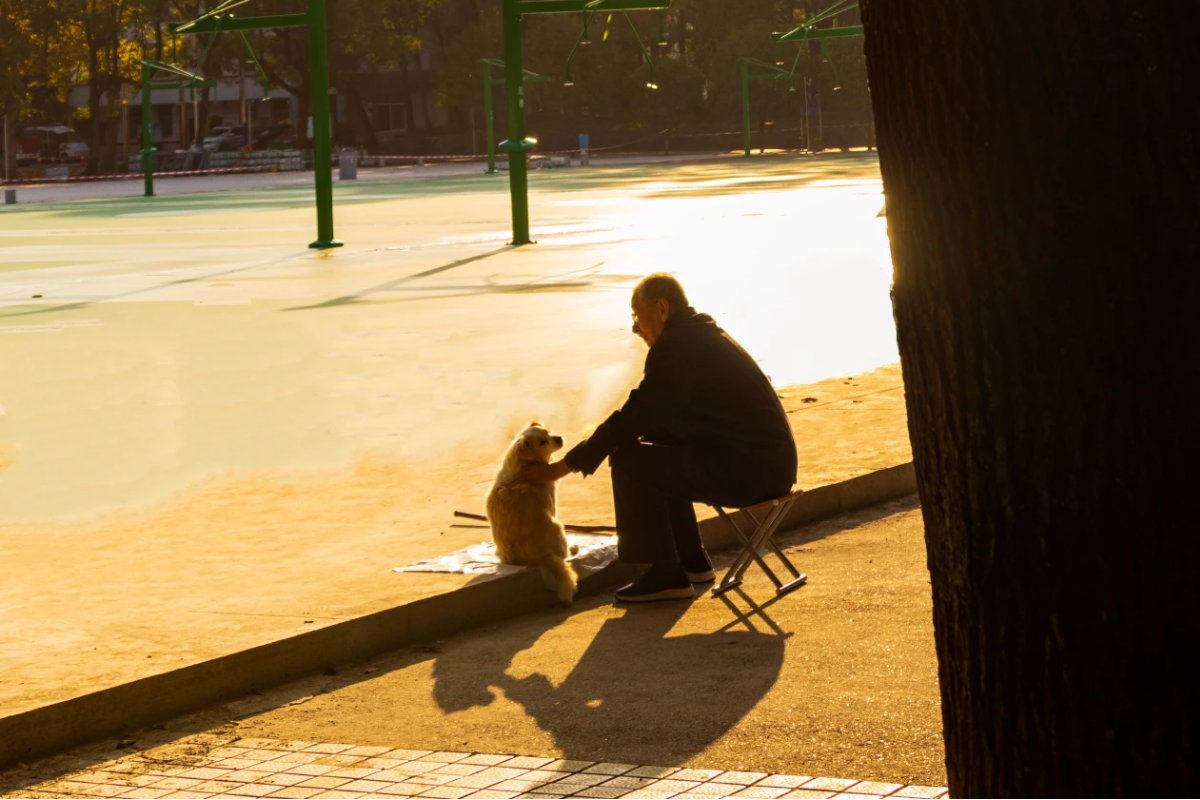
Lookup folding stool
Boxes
[709,489,807,597]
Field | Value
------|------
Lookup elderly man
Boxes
[520,274,797,602]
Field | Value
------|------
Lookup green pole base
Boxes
[309,239,344,249]
[508,238,537,246]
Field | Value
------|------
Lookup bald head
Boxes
[631,273,688,348]
[633,273,688,315]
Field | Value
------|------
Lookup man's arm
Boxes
[563,337,698,477]
[514,459,572,484]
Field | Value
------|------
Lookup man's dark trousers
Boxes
[610,441,794,567]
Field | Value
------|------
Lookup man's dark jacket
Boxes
[565,307,797,486]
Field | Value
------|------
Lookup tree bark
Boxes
[859,1,1199,795]
[3,96,18,180]
[85,46,103,174]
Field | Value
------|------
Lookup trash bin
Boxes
[338,148,358,180]
[4,188,15,205]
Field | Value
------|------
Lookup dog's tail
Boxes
[538,555,577,604]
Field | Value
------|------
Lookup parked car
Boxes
[202,125,249,152]
[252,124,298,150]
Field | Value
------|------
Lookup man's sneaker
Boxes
[615,566,695,603]
[682,552,716,583]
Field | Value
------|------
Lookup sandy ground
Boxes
[1,154,901,721]
[0,363,910,722]
[0,496,943,794]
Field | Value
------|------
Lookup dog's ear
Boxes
[517,437,538,459]
[529,419,542,428]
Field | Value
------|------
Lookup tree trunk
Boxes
[197,86,209,141]
[85,50,103,175]
[100,84,120,174]
[3,96,18,180]
[859,1,1199,796]
[341,83,378,149]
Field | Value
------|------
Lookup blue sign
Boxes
[578,133,589,149]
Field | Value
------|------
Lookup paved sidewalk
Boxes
[4,496,942,790]
[0,738,948,799]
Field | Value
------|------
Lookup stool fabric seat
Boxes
[709,489,808,597]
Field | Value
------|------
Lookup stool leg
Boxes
[758,501,804,580]
[712,507,754,595]
[754,501,807,595]
[730,503,789,590]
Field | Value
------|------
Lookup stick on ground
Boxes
[454,510,616,533]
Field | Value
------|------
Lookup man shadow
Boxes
[430,595,787,765]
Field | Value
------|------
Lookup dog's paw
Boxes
[568,543,580,556]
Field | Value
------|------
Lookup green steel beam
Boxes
[519,0,668,14]
[771,24,863,42]
[148,80,216,90]
[169,13,308,35]
[501,0,533,244]
[139,59,198,80]
[141,62,156,197]
[305,0,340,248]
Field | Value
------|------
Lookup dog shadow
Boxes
[429,596,786,765]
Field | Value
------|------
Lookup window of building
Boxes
[368,94,408,133]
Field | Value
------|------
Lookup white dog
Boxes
[486,421,577,603]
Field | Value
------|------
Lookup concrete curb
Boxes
[0,462,917,768]
[699,462,917,552]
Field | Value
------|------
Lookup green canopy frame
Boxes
[168,0,342,249]
[138,60,216,197]
[733,0,864,157]
[479,58,550,175]
[500,0,671,246]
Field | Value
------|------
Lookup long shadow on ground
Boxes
[430,597,786,765]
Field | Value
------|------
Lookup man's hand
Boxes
[514,460,573,484]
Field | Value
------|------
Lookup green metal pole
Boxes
[306,0,341,249]
[482,61,497,174]
[741,59,752,157]
[500,0,532,245]
[141,62,157,197]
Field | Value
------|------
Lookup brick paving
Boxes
[1,739,948,800]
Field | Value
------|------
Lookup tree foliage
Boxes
[4,0,873,158]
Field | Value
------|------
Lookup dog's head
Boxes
[514,420,564,463]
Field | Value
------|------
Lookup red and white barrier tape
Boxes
[2,130,875,187]
[2,165,268,185]
[356,153,486,162]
